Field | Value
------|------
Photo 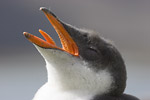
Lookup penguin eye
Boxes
[88,47,98,53]
[82,46,100,61]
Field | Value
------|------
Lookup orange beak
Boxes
[23,7,79,56]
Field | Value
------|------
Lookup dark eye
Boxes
[82,47,101,61]
[88,47,98,53]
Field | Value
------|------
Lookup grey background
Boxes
[0,0,150,100]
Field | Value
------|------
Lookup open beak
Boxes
[23,7,79,56]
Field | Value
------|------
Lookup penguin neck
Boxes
[45,59,114,97]
[35,46,114,96]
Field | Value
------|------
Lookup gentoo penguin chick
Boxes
[23,7,140,100]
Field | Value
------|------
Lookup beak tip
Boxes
[23,32,30,39]
[39,7,46,11]
[39,29,42,32]
[39,7,57,18]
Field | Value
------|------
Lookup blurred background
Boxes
[0,0,150,100]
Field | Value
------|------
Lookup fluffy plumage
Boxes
[24,8,139,100]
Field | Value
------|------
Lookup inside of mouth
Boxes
[38,29,64,50]
[38,28,78,56]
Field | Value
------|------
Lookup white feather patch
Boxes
[33,46,113,100]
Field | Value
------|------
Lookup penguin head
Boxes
[24,7,126,96]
